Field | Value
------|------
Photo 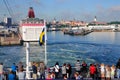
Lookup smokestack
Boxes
[28,7,35,18]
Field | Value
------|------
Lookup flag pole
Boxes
[26,42,30,79]
[44,20,47,65]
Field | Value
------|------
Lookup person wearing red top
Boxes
[89,64,96,80]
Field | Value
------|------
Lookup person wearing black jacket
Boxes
[116,59,120,78]
[32,62,37,79]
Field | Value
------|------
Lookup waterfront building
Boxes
[88,16,116,30]
[4,17,12,28]
[59,20,87,27]
[89,16,107,26]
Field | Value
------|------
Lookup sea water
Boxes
[0,31,120,67]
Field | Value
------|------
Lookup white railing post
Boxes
[26,42,30,79]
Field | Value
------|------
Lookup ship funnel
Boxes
[28,7,35,18]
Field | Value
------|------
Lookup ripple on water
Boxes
[1,32,120,67]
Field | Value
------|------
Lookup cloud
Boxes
[56,0,70,4]
[56,0,66,2]
[33,0,41,5]
[107,6,120,21]
[80,12,94,22]
[57,10,75,20]
[93,5,120,22]
[71,5,120,22]
[28,0,44,7]
[110,6,120,11]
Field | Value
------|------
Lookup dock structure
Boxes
[0,31,21,46]
[63,28,92,36]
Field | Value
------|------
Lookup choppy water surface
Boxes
[0,31,120,67]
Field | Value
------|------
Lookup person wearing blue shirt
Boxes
[8,70,15,80]
[11,63,17,72]
[11,63,17,79]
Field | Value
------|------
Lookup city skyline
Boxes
[0,0,120,23]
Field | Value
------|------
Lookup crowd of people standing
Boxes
[0,62,25,80]
[47,59,120,80]
[0,59,120,80]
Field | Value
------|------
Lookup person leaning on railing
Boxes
[0,63,4,80]
[32,62,37,79]
[116,59,120,78]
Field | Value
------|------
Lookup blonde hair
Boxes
[101,63,104,66]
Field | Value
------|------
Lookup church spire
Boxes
[94,16,97,22]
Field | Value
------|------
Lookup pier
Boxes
[63,29,93,36]
[0,31,21,46]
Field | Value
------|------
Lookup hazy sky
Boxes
[1,0,120,22]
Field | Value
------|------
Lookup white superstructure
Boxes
[19,18,45,41]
